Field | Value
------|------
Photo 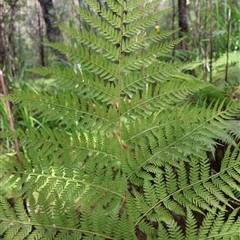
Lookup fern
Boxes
[212,51,240,88]
[1,0,240,239]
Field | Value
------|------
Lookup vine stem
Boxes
[0,69,22,167]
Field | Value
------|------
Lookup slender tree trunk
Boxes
[38,0,66,61]
[172,0,176,57]
[178,0,189,50]
[193,0,200,58]
[36,0,45,66]
[8,0,18,76]
[0,0,8,68]
[38,0,60,42]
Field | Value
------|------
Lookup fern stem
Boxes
[0,69,22,167]
[0,219,115,239]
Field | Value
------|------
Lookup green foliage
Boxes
[212,51,240,87]
[212,1,240,58]
[1,0,240,239]
[193,51,240,103]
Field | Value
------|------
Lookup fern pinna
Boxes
[1,0,240,239]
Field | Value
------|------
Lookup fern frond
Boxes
[123,7,171,38]
[60,26,119,62]
[44,42,119,82]
[121,38,182,72]
[122,29,179,54]
[121,79,208,119]
[27,66,117,103]
[213,51,240,68]
[197,207,240,239]
[133,143,240,228]
[2,1,240,239]
[9,90,117,131]
[71,4,120,45]
[120,61,187,95]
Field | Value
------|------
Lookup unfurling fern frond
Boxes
[1,0,240,239]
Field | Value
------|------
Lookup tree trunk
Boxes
[8,0,18,76]
[38,0,66,61]
[178,0,188,50]
[36,0,45,66]
[0,1,8,69]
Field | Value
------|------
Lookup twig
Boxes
[0,69,23,167]
[228,198,240,206]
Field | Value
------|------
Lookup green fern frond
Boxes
[59,26,119,62]
[1,0,240,239]
[214,51,240,68]
[121,38,182,72]
[45,42,119,82]
[9,90,117,131]
[72,4,120,45]
[134,142,240,224]
[27,66,117,103]
[123,7,171,38]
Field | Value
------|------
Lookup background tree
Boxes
[178,0,189,50]
[35,0,46,66]
[0,0,21,75]
[38,0,66,61]
[0,0,8,69]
